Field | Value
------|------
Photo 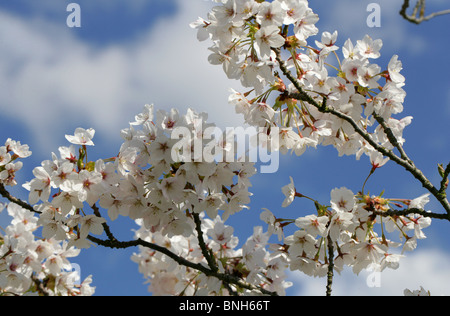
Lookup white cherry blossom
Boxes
[65,128,96,146]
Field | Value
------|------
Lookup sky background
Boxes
[0,0,449,296]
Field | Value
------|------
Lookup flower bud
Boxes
[438,163,445,178]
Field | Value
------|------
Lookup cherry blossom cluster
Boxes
[17,104,285,293]
[125,106,293,294]
[0,203,94,296]
[261,179,432,278]
[192,0,411,161]
[189,0,433,290]
[117,104,257,229]
[22,105,256,247]
[0,138,32,186]
[0,0,437,296]
[132,215,292,295]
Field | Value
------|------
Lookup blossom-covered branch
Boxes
[1,100,292,295]
[87,234,277,296]
[273,48,450,216]
[193,0,448,295]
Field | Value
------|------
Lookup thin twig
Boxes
[400,0,450,24]
[91,203,118,243]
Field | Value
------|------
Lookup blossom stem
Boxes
[324,62,339,72]
[295,192,322,210]
[361,169,375,195]
[333,50,342,70]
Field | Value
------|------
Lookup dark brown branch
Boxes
[0,184,40,214]
[370,113,450,212]
[31,276,51,296]
[375,207,450,221]
[273,48,398,163]
[400,0,450,24]
[87,235,278,296]
[273,48,450,215]
[91,203,118,243]
[372,112,412,165]
[326,236,334,296]
[192,212,218,273]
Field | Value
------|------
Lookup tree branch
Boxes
[31,276,51,296]
[326,236,334,296]
[192,212,219,273]
[91,203,118,243]
[273,49,399,164]
[400,0,450,24]
[375,207,450,221]
[273,48,450,216]
[372,112,412,165]
[87,235,278,296]
[0,184,40,214]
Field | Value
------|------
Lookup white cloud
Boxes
[289,248,450,296]
[0,0,244,155]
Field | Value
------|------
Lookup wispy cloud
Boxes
[0,0,243,156]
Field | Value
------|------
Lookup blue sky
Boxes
[0,0,449,296]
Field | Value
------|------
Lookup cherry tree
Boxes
[1,0,448,296]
